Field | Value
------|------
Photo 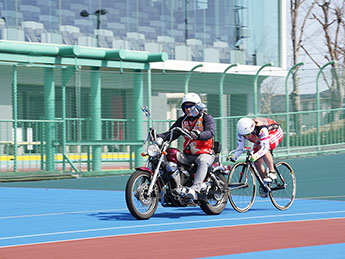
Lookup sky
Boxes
[283,0,343,95]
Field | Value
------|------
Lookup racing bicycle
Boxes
[227,147,296,213]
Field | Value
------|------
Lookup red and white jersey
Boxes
[233,118,283,160]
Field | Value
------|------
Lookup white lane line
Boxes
[0,217,345,251]
[1,210,345,241]
[1,197,343,220]
[301,195,345,199]
[2,216,345,249]
[0,200,274,220]
[0,209,127,220]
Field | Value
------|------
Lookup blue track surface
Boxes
[1,186,345,256]
[207,243,345,258]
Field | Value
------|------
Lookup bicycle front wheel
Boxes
[228,162,256,213]
[269,161,296,210]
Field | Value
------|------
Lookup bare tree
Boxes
[260,77,284,114]
[289,0,317,136]
[290,0,317,114]
[303,0,345,119]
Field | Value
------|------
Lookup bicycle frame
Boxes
[229,148,287,193]
[243,151,271,192]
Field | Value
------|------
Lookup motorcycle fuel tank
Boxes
[166,148,185,165]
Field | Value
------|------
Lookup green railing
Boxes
[1,107,344,177]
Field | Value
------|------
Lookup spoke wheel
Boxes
[228,162,256,213]
[125,170,159,220]
[200,173,228,215]
[269,161,296,210]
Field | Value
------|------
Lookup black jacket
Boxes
[158,113,215,142]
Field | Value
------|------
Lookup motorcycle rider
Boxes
[158,93,215,200]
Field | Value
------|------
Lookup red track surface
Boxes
[1,218,345,259]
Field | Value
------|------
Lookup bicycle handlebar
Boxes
[227,147,253,156]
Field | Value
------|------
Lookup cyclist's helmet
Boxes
[181,93,202,116]
[237,118,256,135]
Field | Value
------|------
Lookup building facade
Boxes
[0,0,289,172]
[0,0,285,67]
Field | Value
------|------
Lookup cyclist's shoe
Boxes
[259,185,268,198]
[263,177,272,183]
[263,172,277,183]
[268,172,277,180]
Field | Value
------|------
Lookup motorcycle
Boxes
[125,106,229,220]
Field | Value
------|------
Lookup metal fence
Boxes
[0,62,344,178]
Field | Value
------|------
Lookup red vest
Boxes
[182,115,213,155]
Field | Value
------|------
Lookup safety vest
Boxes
[182,115,213,155]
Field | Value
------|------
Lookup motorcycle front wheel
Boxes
[125,170,159,220]
[200,173,228,215]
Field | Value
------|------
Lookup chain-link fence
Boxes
[0,63,344,178]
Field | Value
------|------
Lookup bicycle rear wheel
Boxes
[228,162,256,213]
[269,161,296,210]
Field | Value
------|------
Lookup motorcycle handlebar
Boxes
[170,127,193,141]
[146,126,193,145]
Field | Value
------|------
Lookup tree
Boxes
[302,0,345,119]
[289,0,317,134]
[290,0,317,113]
[260,77,285,114]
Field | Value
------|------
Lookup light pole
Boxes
[184,0,189,43]
[80,9,107,47]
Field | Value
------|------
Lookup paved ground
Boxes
[0,153,344,258]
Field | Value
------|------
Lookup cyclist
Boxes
[228,117,283,197]
[157,93,215,200]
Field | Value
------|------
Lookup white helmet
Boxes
[237,118,255,135]
[181,93,201,107]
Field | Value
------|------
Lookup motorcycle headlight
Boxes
[147,144,161,157]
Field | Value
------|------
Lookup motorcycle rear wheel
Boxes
[200,173,228,215]
[125,170,159,220]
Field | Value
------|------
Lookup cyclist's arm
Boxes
[233,133,245,159]
[254,127,270,158]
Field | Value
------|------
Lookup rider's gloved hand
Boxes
[149,128,156,141]
[190,129,200,140]
[250,153,259,162]
[226,155,237,162]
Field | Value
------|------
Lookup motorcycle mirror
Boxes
[141,105,152,118]
[189,106,200,117]
[186,102,206,117]
[195,102,206,111]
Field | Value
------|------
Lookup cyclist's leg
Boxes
[262,151,274,172]
[265,127,284,178]
[254,157,266,179]
[252,143,266,179]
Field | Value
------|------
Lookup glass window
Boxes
[0,0,281,66]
